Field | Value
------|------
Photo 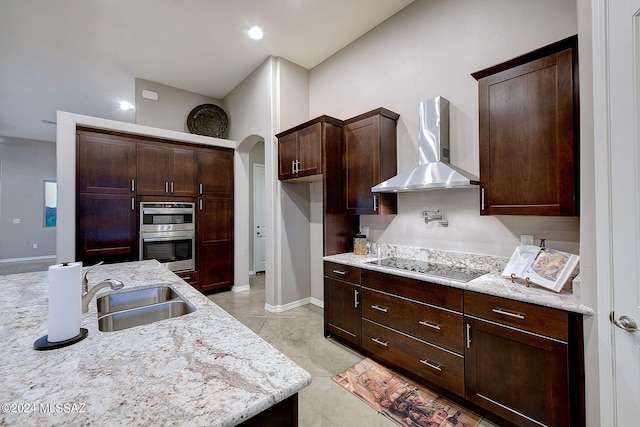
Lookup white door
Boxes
[596,0,640,424]
[253,164,266,273]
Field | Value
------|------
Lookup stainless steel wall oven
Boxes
[139,202,195,272]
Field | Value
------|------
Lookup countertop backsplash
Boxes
[366,242,580,292]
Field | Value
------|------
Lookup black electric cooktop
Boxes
[367,257,487,283]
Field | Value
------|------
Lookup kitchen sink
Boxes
[97,285,195,332]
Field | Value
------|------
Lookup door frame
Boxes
[592,0,629,424]
[253,163,266,274]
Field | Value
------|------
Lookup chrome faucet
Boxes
[82,279,124,313]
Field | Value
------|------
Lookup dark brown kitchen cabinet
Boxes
[136,142,198,197]
[77,130,137,194]
[197,150,234,292]
[76,192,137,264]
[198,149,234,198]
[360,269,465,397]
[324,262,361,346]
[464,291,584,427]
[76,130,138,264]
[323,262,585,427]
[472,35,579,216]
[277,121,323,181]
[276,116,342,182]
[343,108,399,215]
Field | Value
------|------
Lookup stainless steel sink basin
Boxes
[97,285,195,332]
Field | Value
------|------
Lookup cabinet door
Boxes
[278,132,298,180]
[324,276,361,346]
[198,149,233,198]
[464,316,570,427]
[76,193,137,264]
[343,113,397,215]
[477,45,577,216]
[343,116,380,215]
[136,143,171,195]
[197,198,233,291]
[77,133,136,194]
[296,122,322,176]
[169,147,197,197]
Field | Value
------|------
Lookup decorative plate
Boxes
[186,104,228,138]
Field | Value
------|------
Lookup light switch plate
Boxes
[521,234,534,246]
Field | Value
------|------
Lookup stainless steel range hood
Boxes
[371,96,479,192]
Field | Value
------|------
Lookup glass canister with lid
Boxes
[353,234,367,255]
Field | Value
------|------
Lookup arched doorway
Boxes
[234,135,266,294]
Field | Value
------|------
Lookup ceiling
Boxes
[0,0,414,143]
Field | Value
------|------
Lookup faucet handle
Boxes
[82,261,104,290]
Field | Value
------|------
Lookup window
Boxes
[44,180,57,227]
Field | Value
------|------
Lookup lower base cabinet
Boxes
[464,316,571,427]
[323,262,585,427]
[362,318,465,397]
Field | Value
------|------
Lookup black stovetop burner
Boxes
[368,257,487,283]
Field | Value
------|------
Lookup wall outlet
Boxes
[520,234,534,246]
[32,243,38,249]
[13,218,20,224]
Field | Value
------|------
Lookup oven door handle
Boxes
[141,235,194,243]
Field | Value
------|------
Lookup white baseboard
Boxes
[0,255,56,263]
[265,297,314,313]
[232,284,250,293]
[309,297,324,309]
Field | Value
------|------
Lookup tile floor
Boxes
[0,258,57,275]
[208,273,499,427]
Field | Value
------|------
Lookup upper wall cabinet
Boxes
[77,131,137,194]
[472,35,579,216]
[343,108,399,215]
[276,116,343,182]
[136,142,198,197]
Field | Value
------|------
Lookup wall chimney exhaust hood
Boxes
[371,96,479,192]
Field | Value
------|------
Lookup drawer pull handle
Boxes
[466,323,472,349]
[419,320,441,330]
[354,290,359,308]
[371,337,388,347]
[419,359,442,372]
[332,269,347,275]
[492,308,525,320]
[371,305,388,313]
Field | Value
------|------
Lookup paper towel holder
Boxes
[33,328,89,351]
[34,328,88,351]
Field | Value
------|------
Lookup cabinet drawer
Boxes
[464,291,568,341]
[362,319,464,397]
[176,270,198,286]
[362,288,464,354]
[324,262,360,283]
[362,269,462,311]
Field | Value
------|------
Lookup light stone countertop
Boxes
[324,252,594,316]
[0,260,311,426]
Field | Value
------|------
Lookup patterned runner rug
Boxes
[332,358,482,427]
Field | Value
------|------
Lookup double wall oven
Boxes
[139,202,195,272]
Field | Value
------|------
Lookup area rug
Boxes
[332,358,482,427]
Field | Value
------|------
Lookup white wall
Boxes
[309,0,580,258]
[135,78,226,136]
[0,137,56,261]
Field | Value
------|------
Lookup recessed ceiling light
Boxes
[119,101,135,111]
[248,26,263,40]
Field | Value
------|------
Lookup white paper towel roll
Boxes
[48,262,82,342]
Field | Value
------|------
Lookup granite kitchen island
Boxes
[0,260,311,426]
